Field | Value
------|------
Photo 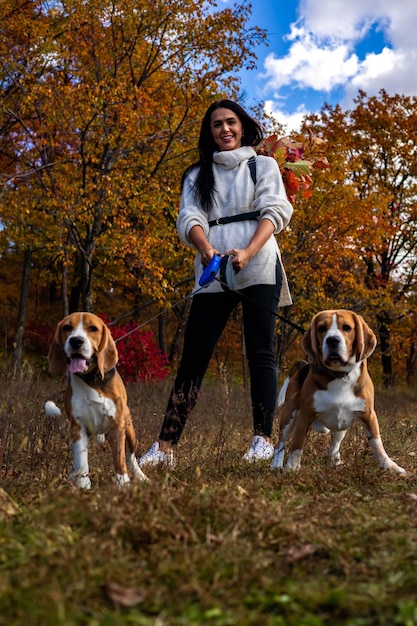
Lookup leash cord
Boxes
[114,275,304,344]
[113,284,207,343]
[213,276,305,334]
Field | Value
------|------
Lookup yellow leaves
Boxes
[0,0,266,309]
[282,93,417,379]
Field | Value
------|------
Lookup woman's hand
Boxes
[200,246,220,267]
[226,218,276,273]
[224,248,250,273]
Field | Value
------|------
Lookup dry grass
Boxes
[1,373,417,625]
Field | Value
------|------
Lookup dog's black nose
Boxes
[326,336,340,348]
[69,336,84,350]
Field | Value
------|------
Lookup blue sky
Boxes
[232,0,417,132]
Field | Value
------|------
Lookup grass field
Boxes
[1,374,417,625]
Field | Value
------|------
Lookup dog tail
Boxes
[277,360,309,408]
[45,400,62,418]
[277,377,290,408]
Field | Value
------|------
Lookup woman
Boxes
[139,99,293,466]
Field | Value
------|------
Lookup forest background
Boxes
[1,0,417,388]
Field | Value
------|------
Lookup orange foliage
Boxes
[1,1,417,383]
[277,91,417,382]
[0,0,266,317]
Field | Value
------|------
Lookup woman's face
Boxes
[210,107,243,151]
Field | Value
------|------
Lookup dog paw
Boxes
[285,449,303,470]
[128,455,149,481]
[381,458,406,474]
[134,468,149,482]
[45,400,62,418]
[114,473,131,487]
[69,471,91,489]
[270,449,285,470]
[390,463,407,475]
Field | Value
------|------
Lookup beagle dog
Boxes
[45,312,148,488]
[271,309,405,474]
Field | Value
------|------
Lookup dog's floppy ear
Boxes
[353,313,377,361]
[96,322,118,378]
[47,321,68,376]
[301,314,320,361]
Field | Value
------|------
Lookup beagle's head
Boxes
[47,312,118,378]
[301,309,377,372]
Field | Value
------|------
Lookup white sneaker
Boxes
[139,442,174,467]
[243,435,274,462]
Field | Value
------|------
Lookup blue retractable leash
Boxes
[199,254,235,291]
[198,254,305,333]
[199,254,222,287]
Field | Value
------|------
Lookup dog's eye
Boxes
[342,324,352,332]
[62,324,72,332]
[88,325,99,332]
[317,324,327,333]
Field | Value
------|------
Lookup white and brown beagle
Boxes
[271,309,405,474]
[45,312,148,488]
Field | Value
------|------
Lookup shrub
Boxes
[103,317,169,383]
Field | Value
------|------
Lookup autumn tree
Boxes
[280,91,417,385]
[0,0,265,371]
[347,91,417,384]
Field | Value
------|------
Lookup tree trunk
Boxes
[406,341,417,384]
[62,238,70,317]
[158,311,167,355]
[377,312,395,387]
[11,248,32,379]
[81,254,94,311]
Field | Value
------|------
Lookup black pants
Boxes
[159,268,282,445]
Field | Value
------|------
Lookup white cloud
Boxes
[264,101,307,134]
[262,0,417,126]
[299,0,392,41]
[351,47,403,88]
[264,33,359,92]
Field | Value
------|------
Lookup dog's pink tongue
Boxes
[68,357,87,373]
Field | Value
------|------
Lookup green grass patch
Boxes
[0,377,416,625]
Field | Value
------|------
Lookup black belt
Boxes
[208,210,260,227]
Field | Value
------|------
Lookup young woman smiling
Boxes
[140,99,293,466]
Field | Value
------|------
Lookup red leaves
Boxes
[281,169,312,202]
[97,314,169,383]
[257,131,330,203]
[109,321,169,383]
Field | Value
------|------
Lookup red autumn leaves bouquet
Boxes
[257,130,330,203]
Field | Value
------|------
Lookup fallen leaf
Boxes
[105,581,146,607]
[285,543,322,563]
[206,532,223,544]
[0,488,19,520]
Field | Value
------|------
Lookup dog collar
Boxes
[75,366,117,385]
[312,365,352,382]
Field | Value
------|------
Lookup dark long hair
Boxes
[182,99,264,211]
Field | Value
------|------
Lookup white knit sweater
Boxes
[176,146,293,306]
